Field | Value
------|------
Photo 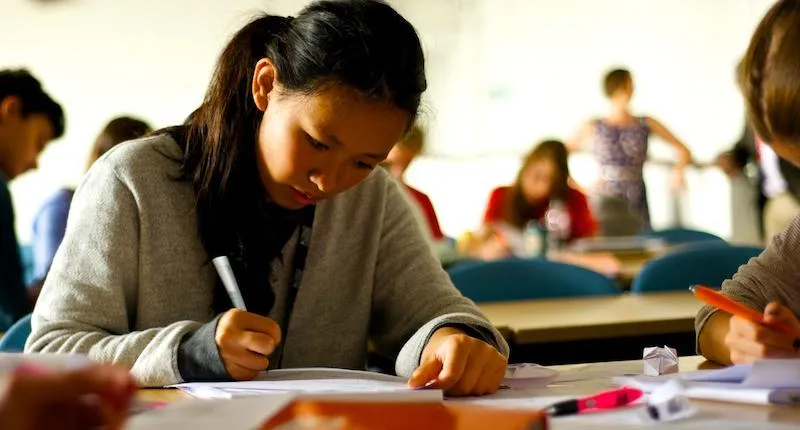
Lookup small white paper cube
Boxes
[643,346,679,376]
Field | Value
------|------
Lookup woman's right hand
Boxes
[215,309,283,380]
[725,302,800,364]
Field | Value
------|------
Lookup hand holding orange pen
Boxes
[690,285,796,335]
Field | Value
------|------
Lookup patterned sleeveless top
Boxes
[591,117,651,229]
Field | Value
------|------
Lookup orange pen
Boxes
[690,285,795,334]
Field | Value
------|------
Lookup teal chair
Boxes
[447,258,620,303]
[18,244,35,286]
[0,313,32,352]
[644,228,725,246]
[631,243,764,293]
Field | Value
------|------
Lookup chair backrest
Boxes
[0,313,32,352]
[18,244,35,285]
[447,258,620,303]
[644,228,725,246]
[631,244,764,293]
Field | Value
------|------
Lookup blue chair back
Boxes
[447,258,620,303]
[644,228,725,246]
[631,244,764,293]
[18,244,35,286]
[0,313,32,352]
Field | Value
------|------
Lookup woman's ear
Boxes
[252,58,277,112]
[0,96,22,122]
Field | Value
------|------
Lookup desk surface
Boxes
[138,356,800,428]
[479,291,703,344]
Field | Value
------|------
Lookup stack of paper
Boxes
[170,368,443,402]
[614,359,800,405]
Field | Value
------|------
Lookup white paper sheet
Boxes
[170,368,443,402]
[613,359,800,406]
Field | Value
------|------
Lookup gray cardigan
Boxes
[25,135,508,387]
[695,215,800,352]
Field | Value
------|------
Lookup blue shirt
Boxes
[0,174,31,331]
[31,187,74,282]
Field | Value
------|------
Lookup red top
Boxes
[404,185,444,240]
[482,186,597,241]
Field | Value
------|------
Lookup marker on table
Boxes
[545,387,643,416]
[212,256,247,311]
[689,285,794,334]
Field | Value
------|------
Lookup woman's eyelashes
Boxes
[306,134,330,151]
[355,161,374,170]
[305,133,375,171]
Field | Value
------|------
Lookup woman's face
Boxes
[520,158,558,204]
[612,78,634,105]
[252,60,410,209]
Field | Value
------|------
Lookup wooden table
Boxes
[138,356,800,428]
[479,291,703,345]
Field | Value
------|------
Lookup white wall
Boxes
[0,0,779,242]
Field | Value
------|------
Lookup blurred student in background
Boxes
[570,68,692,231]
[697,0,800,366]
[463,140,596,260]
[383,125,444,241]
[31,116,151,284]
[0,69,63,331]
[717,121,800,242]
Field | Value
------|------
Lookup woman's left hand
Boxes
[407,327,507,397]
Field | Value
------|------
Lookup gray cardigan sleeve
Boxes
[24,162,201,387]
[695,215,800,353]
[368,177,509,377]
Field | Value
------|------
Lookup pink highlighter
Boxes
[545,387,643,416]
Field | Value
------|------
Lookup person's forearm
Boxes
[698,312,733,365]
[675,147,692,170]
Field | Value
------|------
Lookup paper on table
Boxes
[614,359,800,405]
[126,395,295,430]
[170,368,443,402]
[628,359,800,389]
[503,363,559,389]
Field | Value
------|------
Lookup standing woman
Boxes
[27,0,508,396]
[570,69,692,230]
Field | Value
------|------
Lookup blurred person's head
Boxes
[87,116,151,169]
[740,0,800,167]
[0,69,64,180]
[604,68,634,108]
[171,0,426,256]
[384,125,424,179]
[504,140,570,228]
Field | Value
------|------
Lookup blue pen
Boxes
[212,256,247,311]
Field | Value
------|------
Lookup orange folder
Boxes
[262,400,548,430]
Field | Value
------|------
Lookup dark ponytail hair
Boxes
[504,140,570,229]
[165,0,426,314]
